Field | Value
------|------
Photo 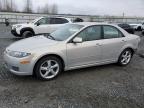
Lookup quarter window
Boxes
[77,26,101,41]
[103,26,123,39]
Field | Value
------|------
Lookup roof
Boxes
[73,22,113,27]
[71,22,128,34]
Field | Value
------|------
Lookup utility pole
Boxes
[123,12,125,23]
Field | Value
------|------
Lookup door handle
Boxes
[96,43,102,46]
[122,40,127,42]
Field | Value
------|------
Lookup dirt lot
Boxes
[0,24,144,108]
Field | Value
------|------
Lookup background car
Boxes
[11,17,72,38]
[130,23,144,31]
[4,23,140,80]
[117,23,134,34]
[142,30,144,35]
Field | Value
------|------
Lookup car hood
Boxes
[12,23,32,27]
[7,36,59,52]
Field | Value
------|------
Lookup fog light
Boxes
[12,66,19,71]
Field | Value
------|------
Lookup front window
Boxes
[77,26,102,41]
[35,18,50,25]
[30,18,39,23]
[51,24,84,41]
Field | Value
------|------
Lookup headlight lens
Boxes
[8,51,31,58]
[12,25,22,29]
[16,25,22,28]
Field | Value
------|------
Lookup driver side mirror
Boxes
[73,37,82,43]
[36,22,40,26]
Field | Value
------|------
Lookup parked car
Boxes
[4,22,140,80]
[142,30,144,35]
[117,23,134,34]
[11,17,72,38]
[130,23,144,31]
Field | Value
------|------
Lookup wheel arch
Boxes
[33,54,65,75]
[119,47,135,57]
[20,27,35,36]
[124,47,134,54]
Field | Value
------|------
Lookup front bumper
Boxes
[3,52,33,76]
[11,29,21,37]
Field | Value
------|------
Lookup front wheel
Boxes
[118,49,133,66]
[22,31,34,38]
[34,56,63,80]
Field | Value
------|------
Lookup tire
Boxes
[22,31,33,38]
[142,31,144,35]
[34,56,63,80]
[118,49,133,66]
[137,26,142,31]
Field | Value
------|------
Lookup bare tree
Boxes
[51,4,58,14]
[36,6,41,13]
[23,0,33,13]
[37,3,50,14]
[0,0,17,12]
[0,0,2,11]
[43,4,50,14]
[36,2,58,14]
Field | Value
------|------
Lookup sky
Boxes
[14,0,144,17]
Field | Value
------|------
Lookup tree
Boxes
[43,4,49,14]
[0,0,17,12]
[0,0,2,11]
[23,0,33,13]
[37,3,50,14]
[51,4,58,14]
[38,3,58,14]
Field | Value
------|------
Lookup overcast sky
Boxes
[15,0,144,17]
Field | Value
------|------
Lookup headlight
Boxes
[12,25,22,29]
[8,51,31,58]
[16,25,22,28]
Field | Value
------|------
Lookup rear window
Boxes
[118,24,130,28]
[50,18,68,24]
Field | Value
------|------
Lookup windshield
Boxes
[51,24,84,41]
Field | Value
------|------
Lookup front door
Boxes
[34,18,51,34]
[66,26,103,68]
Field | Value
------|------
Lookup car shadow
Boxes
[61,63,118,76]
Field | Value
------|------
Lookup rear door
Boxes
[49,18,69,33]
[101,25,126,62]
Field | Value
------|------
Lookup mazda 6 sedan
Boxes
[4,22,140,80]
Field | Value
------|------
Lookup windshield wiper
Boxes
[46,34,55,40]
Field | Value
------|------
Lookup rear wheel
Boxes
[118,49,133,66]
[34,56,63,80]
[22,31,34,38]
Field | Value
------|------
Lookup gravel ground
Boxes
[0,24,144,108]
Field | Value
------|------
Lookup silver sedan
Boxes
[4,22,140,80]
